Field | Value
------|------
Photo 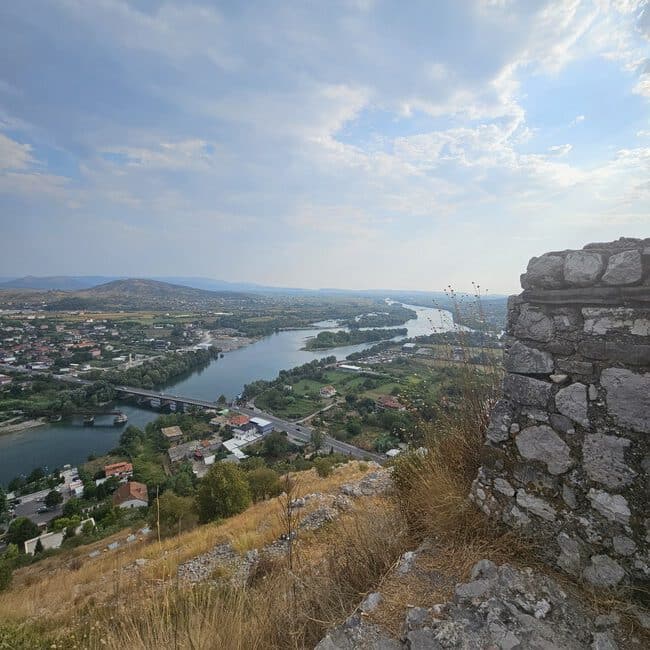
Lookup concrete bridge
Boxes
[114,385,385,463]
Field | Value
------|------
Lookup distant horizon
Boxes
[0,273,511,297]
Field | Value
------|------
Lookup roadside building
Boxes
[104,461,133,480]
[376,395,405,411]
[227,414,250,428]
[112,481,149,509]
[0,374,12,386]
[402,343,417,352]
[161,425,183,443]
[250,417,274,434]
[168,440,200,463]
[319,385,337,399]
[338,364,362,372]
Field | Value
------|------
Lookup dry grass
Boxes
[0,463,374,625]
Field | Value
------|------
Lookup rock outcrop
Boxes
[315,557,645,649]
[471,238,649,588]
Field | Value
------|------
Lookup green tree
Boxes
[217,394,227,405]
[246,467,282,502]
[44,490,63,509]
[150,492,198,538]
[34,539,44,554]
[263,430,289,458]
[5,518,40,549]
[195,463,251,523]
[310,429,324,450]
[62,497,82,518]
[133,457,167,492]
[314,457,334,478]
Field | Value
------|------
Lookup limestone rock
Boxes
[582,434,636,489]
[583,555,625,587]
[505,341,554,374]
[515,425,572,475]
[516,489,557,521]
[503,374,552,408]
[564,251,604,286]
[612,536,636,557]
[601,249,643,285]
[550,413,575,435]
[514,305,555,342]
[522,254,565,289]
[601,367,650,434]
[555,382,589,427]
[588,489,631,525]
[486,399,514,444]
[359,592,382,614]
[583,307,650,337]
[494,478,515,497]
[557,533,582,575]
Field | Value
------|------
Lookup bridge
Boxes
[113,385,385,463]
[0,365,385,463]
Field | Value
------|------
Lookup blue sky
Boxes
[0,0,649,293]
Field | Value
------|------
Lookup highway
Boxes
[235,405,385,463]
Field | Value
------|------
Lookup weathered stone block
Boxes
[583,555,625,587]
[514,305,554,342]
[588,489,631,525]
[564,251,604,287]
[494,478,515,497]
[485,399,513,444]
[515,489,556,521]
[601,367,650,433]
[555,382,589,427]
[583,307,650,336]
[582,434,636,489]
[504,341,554,374]
[503,374,552,408]
[549,413,574,434]
[612,535,636,556]
[602,249,643,286]
[557,532,582,575]
[515,425,572,475]
[521,254,564,289]
[555,359,594,376]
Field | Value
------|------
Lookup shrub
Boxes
[195,463,251,523]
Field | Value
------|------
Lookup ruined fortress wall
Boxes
[471,238,650,588]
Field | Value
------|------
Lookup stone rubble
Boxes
[176,466,393,586]
[315,559,646,649]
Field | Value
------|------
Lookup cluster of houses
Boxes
[163,413,276,472]
[0,313,204,376]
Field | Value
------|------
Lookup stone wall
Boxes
[471,237,650,588]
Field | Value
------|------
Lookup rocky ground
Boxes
[175,466,393,587]
[316,547,648,649]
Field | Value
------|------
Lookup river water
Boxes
[0,304,455,484]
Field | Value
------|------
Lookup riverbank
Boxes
[0,417,47,435]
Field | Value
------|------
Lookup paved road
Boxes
[12,489,64,527]
[236,406,385,463]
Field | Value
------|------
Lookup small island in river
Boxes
[303,327,407,350]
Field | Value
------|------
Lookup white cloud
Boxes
[0,133,35,171]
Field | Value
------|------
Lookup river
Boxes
[0,304,455,485]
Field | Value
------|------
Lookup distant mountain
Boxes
[0,275,121,290]
[81,278,243,299]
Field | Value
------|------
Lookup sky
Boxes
[0,0,649,293]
